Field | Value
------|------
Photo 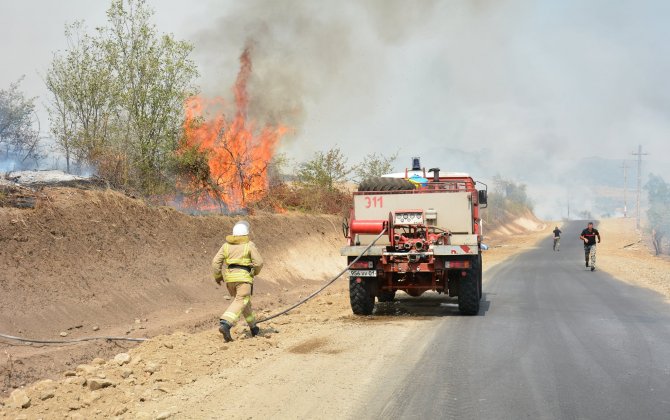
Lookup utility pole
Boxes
[631,145,648,229]
[620,161,628,218]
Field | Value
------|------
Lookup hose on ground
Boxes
[257,227,387,324]
[0,332,147,345]
[0,228,387,342]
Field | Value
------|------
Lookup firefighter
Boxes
[212,220,264,342]
[579,222,601,271]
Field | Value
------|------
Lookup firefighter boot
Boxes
[250,326,260,337]
[219,320,233,342]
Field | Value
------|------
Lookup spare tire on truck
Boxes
[358,177,415,192]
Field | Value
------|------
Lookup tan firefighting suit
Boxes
[211,235,263,327]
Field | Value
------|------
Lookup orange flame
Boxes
[180,46,288,212]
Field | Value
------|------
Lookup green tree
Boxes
[46,22,116,173]
[0,77,41,167]
[353,152,398,181]
[267,152,291,187]
[484,174,534,225]
[296,147,351,191]
[45,0,198,191]
[645,174,670,255]
[102,0,198,190]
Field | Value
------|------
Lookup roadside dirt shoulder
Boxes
[484,217,551,271]
[0,188,343,397]
[597,218,670,301]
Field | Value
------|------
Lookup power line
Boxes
[631,145,648,229]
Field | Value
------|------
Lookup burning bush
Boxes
[177,46,288,213]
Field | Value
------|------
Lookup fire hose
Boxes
[257,227,387,323]
[0,333,147,345]
[0,228,387,344]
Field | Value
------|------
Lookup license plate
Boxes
[349,270,377,277]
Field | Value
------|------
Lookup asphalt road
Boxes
[360,221,670,420]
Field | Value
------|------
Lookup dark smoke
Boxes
[194,0,437,130]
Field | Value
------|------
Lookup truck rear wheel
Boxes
[358,177,415,192]
[474,253,483,301]
[377,289,396,302]
[349,278,375,315]
[458,269,480,315]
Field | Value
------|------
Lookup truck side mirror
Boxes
[478,190,488,206]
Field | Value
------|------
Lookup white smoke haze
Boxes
[189,0,669,219]
[1,0,669,220]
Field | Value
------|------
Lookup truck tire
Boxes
[377,289,396,302]
[474,253,483,301]
[349,278,375,315]
[358,177,415,192]
[458,269,480,315]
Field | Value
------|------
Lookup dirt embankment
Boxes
[0,188,572,419]
[0,188,343,396]
[485,208,547,237]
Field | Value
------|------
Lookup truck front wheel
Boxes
[349,278,375,315]
[458,269,480,315]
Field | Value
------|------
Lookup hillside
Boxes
[0,188,343,395]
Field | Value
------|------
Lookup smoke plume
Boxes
[191,0,670,219]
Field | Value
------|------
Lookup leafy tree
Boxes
[492,174,533,211]
[0,77,42,168]
[296,147,351,191]
[645,174,670,255]
[45,0,198,191]
[267,152,291,187]
[484,174,534,225]
[353,152,398,181]
[46,22,116,173]
[102,0,198,190]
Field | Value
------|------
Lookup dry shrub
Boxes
[253,182,351,215]
[92,149,130,189]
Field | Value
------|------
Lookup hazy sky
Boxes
[1,0,669,218]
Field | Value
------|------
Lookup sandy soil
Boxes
[0,188,343,397]
[596,218,670,301]
[0,188,553,419]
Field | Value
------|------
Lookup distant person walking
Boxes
[579,222,601,271]
[212,221,264,342]
[552,226,562,251]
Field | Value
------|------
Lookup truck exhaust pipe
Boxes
[428,167,440,182]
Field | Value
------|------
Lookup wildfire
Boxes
[180,45,288,212]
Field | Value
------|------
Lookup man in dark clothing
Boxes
[579,222,601,271]
[552,226,562,251]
